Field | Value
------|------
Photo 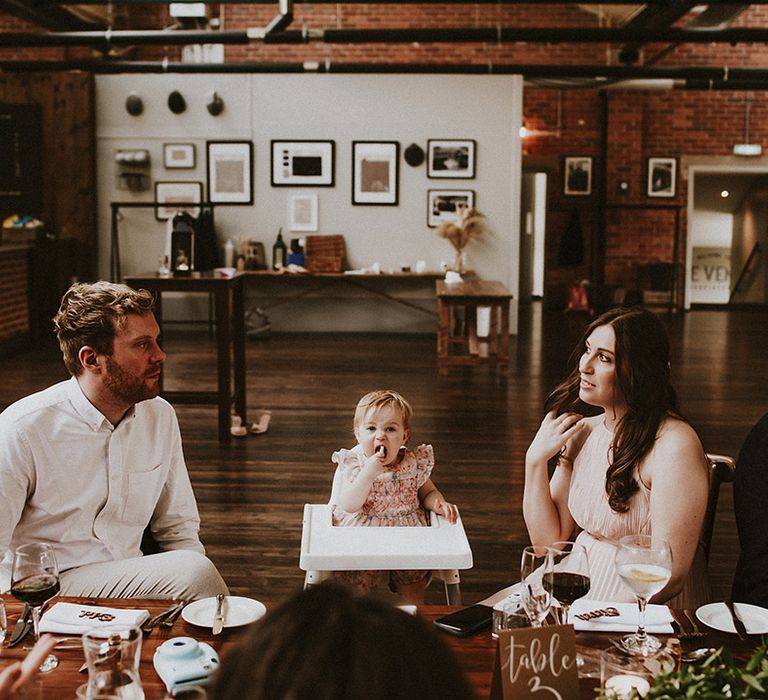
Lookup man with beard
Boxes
[0,282,228,599]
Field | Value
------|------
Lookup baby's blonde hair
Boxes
[353,390,412,431]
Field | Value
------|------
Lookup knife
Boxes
[7,604,32,648]
[212,594,225,635]
[725,600,749,640]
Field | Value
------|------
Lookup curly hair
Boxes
[53,281,155,376]
[546,307,679,513]
[210,583,473,700]
[353,389,413,432]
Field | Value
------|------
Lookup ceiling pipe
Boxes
[9,26,768,48]
[2,59,768,86]
[249,0,294,40]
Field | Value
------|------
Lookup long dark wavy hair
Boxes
[546,307,679,513]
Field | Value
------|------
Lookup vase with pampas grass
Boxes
[436,205,488,274]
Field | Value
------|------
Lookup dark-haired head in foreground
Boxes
[211,583,474,700]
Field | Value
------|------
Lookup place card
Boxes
[490,624,580,700]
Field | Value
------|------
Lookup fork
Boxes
[670,610,704,640]
[682,610,706,638]
[159,600,187,629]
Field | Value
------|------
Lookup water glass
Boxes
[520,545,553,627]
[600,647,673,698]
[492,595,531,638]
[82,624,144,700]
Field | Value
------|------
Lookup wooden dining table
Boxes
[0,598,760,699]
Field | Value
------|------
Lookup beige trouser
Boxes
[58,550,229,601]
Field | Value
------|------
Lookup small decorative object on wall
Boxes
[167,90,187,114]
[155,181,203,221]
[206,91,224,116]
[352,141,399,205]
[164,143,195,169]
[647,157,676,197]
[435,203,488,273]
[564,156,592,196]
[206,140,253,205]
[289,193,319,232]
[427,139,476,179]
[125,92,144,116]
[404,142,425,167]
[271,140,335,187]
[427,189,475,227]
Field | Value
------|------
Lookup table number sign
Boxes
[490,624,580,700]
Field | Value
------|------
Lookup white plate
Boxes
[696,602,768,634]
[182,596,267,629]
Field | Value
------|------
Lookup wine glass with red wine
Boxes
[11,542,60,672]
[544,540,591,625]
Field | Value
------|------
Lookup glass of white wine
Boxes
[614,534,672,655]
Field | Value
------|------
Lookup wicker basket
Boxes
[305,234,346,273]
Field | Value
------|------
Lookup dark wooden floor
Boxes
[2,304,766,605]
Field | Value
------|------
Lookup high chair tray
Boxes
[299,504,473,571]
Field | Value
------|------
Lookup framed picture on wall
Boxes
[206,140,253,204]
[163,143,195,169]
[427,189,475,227]
[271,140,335,186]
[563,156,592,196]
[647,157,676,197]
[154,181,202,220]
[427,139,476,179]
[352,141,399,205]
[289,193,319,231]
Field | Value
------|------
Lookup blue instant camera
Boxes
[153,637,220,695]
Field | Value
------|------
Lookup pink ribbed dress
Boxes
[568,415,711,608]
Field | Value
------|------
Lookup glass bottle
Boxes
[272,231,287,270]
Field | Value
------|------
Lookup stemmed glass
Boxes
[545,540,591,626]
[520,545,553,627]
[11,543,61,672]
[615,534,672,655]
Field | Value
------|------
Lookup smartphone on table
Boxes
[433,604,493,637]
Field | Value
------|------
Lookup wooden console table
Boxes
[125,272,246,443]
[436,279,513,377]
[245,269,445,318]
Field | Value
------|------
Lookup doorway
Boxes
[687,166,768,308]
[519,171,548,304]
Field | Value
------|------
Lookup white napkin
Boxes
[570,600,673,633]
[38,602,150,636]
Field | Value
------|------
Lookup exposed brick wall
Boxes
[3,3,768,306]
[0,249,30,343]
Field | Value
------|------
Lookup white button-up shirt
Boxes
[0,377,204,591]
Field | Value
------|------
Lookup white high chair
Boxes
[299,467,473,604]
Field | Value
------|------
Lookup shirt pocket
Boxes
[122,463,167,526]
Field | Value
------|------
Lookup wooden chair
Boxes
[700,452,736,563]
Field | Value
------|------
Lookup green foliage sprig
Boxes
[594,640,768,699]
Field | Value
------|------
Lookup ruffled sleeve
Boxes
[413,443,435,488]
[331,446,364,483]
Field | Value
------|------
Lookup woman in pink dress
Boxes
[331,390,458,603]
[523,307,711,608]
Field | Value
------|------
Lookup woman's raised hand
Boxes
[526,409,584,467]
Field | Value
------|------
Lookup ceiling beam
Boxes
[0,0,102,30]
